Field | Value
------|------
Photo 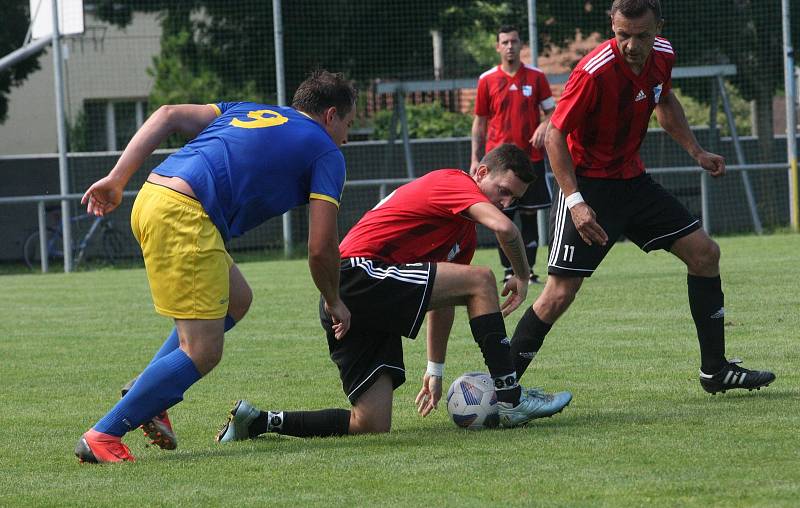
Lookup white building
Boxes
[0,11,161,155]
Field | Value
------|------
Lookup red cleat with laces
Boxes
[141,411,177,450]
[121,377,178,450]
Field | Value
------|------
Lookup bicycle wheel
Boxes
[102,228,126,265]
[23,228,62,270]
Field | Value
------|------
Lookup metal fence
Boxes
[0,0,797,271]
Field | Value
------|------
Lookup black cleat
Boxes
[699,359,775,394]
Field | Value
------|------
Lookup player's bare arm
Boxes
[470,115,488,175]
[415,306,453,417]
[308,198,351,340]
[656,92,726,177]
[530,107,555,149]
[82,104,219,216]
[465,201,529,315]
[544,123,608,247]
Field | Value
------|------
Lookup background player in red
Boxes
[509,0,775,394]
[216,144,572,441]
[471,25,556,285]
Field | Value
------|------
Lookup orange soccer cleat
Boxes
[75,429,135,464]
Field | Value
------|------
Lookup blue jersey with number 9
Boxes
[152,101,345,241]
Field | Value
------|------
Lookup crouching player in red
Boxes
[216,144,573,441]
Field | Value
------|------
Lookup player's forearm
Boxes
[307,199,343,306]
[426,307,454,363]
[107,106,185,185]
[656,94,704,159]
[109,105,215,186]
[496,227,530,280]
[544,124,580,196]
[308,244,342,306]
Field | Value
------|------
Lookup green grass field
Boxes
[1,234,798,507]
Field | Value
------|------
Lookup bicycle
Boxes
[23,207,127,270]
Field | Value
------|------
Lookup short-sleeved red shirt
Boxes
[550,37,675,179]
[339,170,488,265]
[474,64,555,162]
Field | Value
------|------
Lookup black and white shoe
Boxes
[699,358,775,394]
[502,270,541,285]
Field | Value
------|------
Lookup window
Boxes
[83,99,147,151]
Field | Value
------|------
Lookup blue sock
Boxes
[146,315,237,368]
[94,349,201,436]
[146,328,180,368]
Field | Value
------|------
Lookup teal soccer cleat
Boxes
[498,387,572,428]
[216,400,261,443]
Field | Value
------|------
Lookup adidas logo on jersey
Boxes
[635,90,647,102]
[509,84,518,91]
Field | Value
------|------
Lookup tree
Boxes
[91,0,476,104]
[0,0,45,124]
[89,0,797,158]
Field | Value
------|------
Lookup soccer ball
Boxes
[446,372,499,429]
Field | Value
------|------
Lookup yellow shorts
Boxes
[131,182,234,319]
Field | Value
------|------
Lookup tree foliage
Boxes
[373,101,472,140]
[0,0,45,124]
[91,0,485,104]
[89,0,796,156]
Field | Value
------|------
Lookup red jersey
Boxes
[339,170,488,265]
[474,64,555,162]
[550,37,675,179]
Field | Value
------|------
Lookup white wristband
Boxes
[426,361,444,378]
[564,192,585,209]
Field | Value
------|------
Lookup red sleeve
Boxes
[537,71,552,102]
[662,54,674,98]
[428,171,489,216]
[550,70,598,134]
[474,76,490,116]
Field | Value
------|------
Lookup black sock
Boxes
[510,307,552,380]
[521,214,539,272]
[688,274,727,373]
[252,409,350,438]
[469,312,519,405]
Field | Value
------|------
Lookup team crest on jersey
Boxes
[653,83,663,104]
[522,85,532,97]
[447,243,461,261]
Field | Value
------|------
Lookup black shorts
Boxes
[320,257,437,404]
[547,173,700,277]
[504,160,552,211]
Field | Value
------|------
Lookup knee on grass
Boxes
[349,411,391,434]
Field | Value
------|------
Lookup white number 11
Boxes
[562,244,575,262]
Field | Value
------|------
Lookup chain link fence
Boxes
[0,0,796,266]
